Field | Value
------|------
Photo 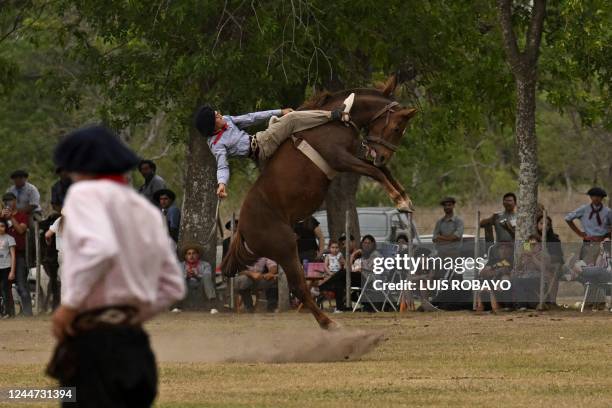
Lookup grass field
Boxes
[0,311,611,407]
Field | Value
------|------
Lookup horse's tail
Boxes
[220,230,259,277]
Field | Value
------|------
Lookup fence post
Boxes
[34,220,41,315]
[345,210,352,310]
[538,210,547,311]
[473,210,480,310]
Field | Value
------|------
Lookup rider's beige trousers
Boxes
[254,110,332,161]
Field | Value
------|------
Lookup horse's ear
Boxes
[382,74,398,97]
[400,107,417,120]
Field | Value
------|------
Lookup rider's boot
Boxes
[331,93,355,122]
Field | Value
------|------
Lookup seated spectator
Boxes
[7,170,41,215]
[536,214,564,307]
[50,167,72,213]
[338,233,356,258]
[433,197,464,259]
[154,189,181,243]
[476,243,514,312]
[350,235,381,274]
[566,238,611,310]
[324,240,344,276]
[176,242,217,313]
[234,257,278,312]
[511,234,550,309]
[0,192,31,316]
[137,159,167,204]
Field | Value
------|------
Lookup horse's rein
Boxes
[348,101,401,153]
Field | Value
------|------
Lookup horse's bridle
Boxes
[348,101,401,153]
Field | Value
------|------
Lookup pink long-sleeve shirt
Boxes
[61,180,185,321]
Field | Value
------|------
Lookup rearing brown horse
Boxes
[222,75,417,329]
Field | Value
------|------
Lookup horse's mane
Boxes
[299,88,386,110]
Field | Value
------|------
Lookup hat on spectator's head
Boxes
[54,125,140,174]
[10,170,28,179]
[225,218,238,231]
[153,188,176,203]
[586,187,607,198]
[2,192,16,202]
[439,196,456,205]
[179,241,205,261]
[138,159,157,173]
[194,105,216,137]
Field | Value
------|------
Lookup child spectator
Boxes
[475,243,514,312]
[178,242,217,313]
[324,241,344,275]
[0,219,16,318]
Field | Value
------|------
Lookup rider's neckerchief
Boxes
[95,174,129,185]
[212,124,228,145]
[589,204,603,226]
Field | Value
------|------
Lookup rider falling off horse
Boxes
[194,94,355,198]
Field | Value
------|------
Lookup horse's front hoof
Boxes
[319,318,340,331]
[397,201,415,213]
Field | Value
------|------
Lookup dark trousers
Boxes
[48,325,157,408]
[0,267,14,316]
[42,261,61,310]
[14,254,32,315]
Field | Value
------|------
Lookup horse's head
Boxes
[353,76,417,167]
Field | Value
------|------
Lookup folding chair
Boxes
[352,243,398,312]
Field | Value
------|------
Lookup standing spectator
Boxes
[432,197,464,259]
[176,242,217,313]
[294,216,325,262]
[44,214,64,311]
[137,159,167,203]
[50,167,72,213]
[234,257,278,312]
[0,192,32,316]
[47,124,185,407]
[7,170,41,215]
[480,192,517,243]
[154,189,180,243]
[0,219,16,318]
[565,187,611,264]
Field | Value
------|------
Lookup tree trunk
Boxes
[178,127,219,309]
[325,173,361,243]
[514,77,539,242]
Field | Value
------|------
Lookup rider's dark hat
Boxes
[153,189,176,203]
[194,105,216,137]
[586,187,607,198]
[10,170,28,179]
[440,196,456,205]
[54,125,140,174]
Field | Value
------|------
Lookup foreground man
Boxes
[47,125,186,408]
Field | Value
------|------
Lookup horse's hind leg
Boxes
[278,255,335,330]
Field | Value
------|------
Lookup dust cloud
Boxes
[152,327,386,363]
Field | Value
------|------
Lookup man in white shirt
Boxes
[47,125,185,408]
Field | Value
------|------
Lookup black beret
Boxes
[587,187,607,197]
[194,105,216,137]
[153,188,176,202]
[53,125,140,174]
[10,170,28,179]
[440,196,456,205]
[138,159,157,172]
